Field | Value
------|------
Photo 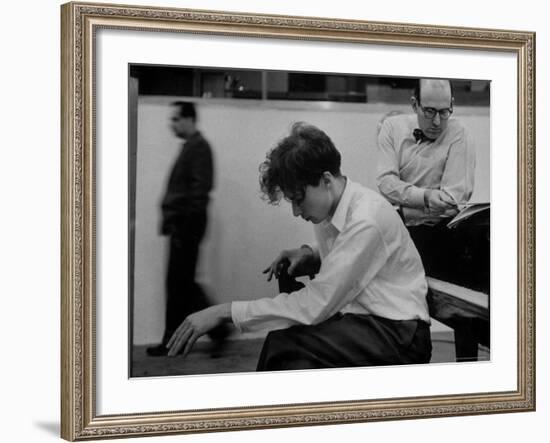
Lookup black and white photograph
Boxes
[129,65,491,378]
[54,1,537,441]
[3,0,547,441]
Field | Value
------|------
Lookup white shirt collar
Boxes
[326,177,353,233]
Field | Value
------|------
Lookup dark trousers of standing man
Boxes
[161,213,210,345]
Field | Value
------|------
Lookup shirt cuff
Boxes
[409,187,426,209]
[231,301,249,333]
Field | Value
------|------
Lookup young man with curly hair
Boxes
[167,122,432,371]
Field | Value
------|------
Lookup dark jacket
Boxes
[161,131,213,236]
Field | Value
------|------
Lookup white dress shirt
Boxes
[377,114,476,226]
[231,180,430,333]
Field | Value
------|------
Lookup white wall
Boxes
[0,1,546,443]
[133,98,489,344]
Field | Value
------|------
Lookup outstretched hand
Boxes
[167,304,230,357]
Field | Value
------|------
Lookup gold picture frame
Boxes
[61,1,535,440]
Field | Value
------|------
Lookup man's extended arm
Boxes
[167,303,232,357]
[232,218,389,333]
[167,215,389,356]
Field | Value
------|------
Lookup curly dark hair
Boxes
[259,122,342,204]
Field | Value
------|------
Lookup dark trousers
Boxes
[257,313,432,371]
[161,215,210,345]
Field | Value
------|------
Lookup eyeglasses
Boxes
[417,102,453,120]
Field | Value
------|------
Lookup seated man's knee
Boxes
[257,328,313,371]
[257,329,290,371]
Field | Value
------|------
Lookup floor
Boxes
[131,331,490,377]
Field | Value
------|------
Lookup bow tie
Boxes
[413,128,433,144]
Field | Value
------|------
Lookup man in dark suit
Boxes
[147,101,225,356]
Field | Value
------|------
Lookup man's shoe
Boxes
[146,344,169,357]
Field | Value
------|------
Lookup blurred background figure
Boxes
[147,101,227,356]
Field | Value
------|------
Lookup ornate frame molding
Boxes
[61,2,535,440]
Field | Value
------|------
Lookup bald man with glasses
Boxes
[376,78,476,280]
